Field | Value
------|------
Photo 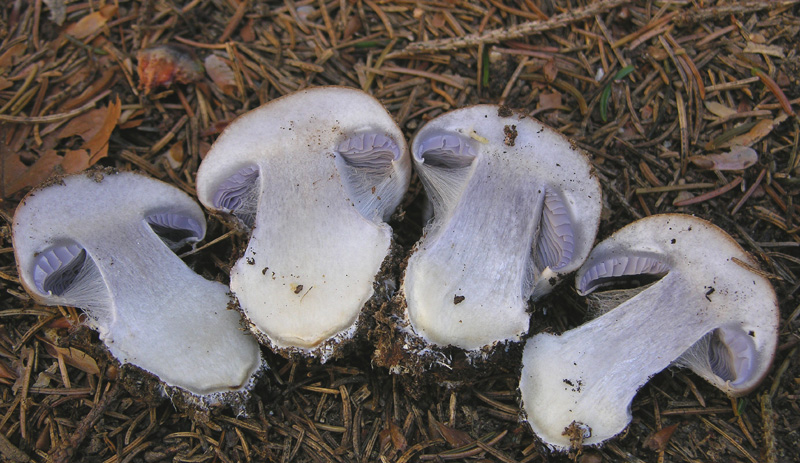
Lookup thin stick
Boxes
[674,0,800,26]
[673,177,743,207]
[0,91,109,123]
[0,431,31,462]
[731,169,766,215]
[395,0,629,55]
[50,382,122,463]
[698,417,759,463]
[219,0,249,43]
[179,230,236,258]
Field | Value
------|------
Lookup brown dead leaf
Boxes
[84,96,121,163]
[205,54,237,96]
[35,424,51,451]
[539,91,563,109]
[640,104,653,121]
[201,120,233,137]
[644,424,678,452]
[118,118,144,129]
[58,96,120,163]
[378,428,392,451]
[165,142,185,170]
[64,62,94,87]
[646,44,668,61]
[61,149,91,173]
[0,359,17,381]
[704,101,737,118]
[43,342,100,376]
[723,114,788,148]
[0,42,27,69]
[388,420,407,451]
[543,58,558,83]
[343,15,362,41]
[59,107,110,142]
[33,363,58,388]
[432,12,447,29]
[579,449,604,463]
[118,107,146,129]
[1,136,25,193]
[240,18,256,42]
[137,45,204,95]
[3,98,120,195]
[737,101,752,113]
[47,317,73,330]
[60,65,117,111]
[63,5,117,41]
[5,150,63,196]
[433,420,472,447]
[690,146,758,171]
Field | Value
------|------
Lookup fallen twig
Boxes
[0,91,110,123]
[674,0,800,26]
[673,177,743,207]
[0,431,31,463]
[392,0,629,55]
[49,381,121,463]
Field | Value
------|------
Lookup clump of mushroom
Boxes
[399,105,602,354]
[196,86,410,360]
[13,171,263,406]
[519,214,779,450]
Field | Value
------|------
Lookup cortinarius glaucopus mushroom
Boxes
[520,214,779,450]
[13,171,263,404]
[196,87,410,360]
[402,106,602,351]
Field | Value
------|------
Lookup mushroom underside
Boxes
[207,129,406,355]
[579,253,758,385]
[416,130,580,278]
[33,211,203,297]
[33,212,204,296]
[211,130,404,227]
[14,173,264,400]
[404,130,584,350]
[521,213,783,452]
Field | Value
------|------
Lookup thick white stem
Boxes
[232,154,391,350]
[406,158,545,349]
[87,223,261,396]
[521,274,707,448]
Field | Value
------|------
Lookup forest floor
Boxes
[1,1,799,462]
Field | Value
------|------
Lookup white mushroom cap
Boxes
[520,214,779,450]
[196,87,410,358]
[404,106,601,350]
[13,171,263,400]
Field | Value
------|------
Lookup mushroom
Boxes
[519,214,779,450]
[196,87,410,359]
[402,106,601,351]
[13,171,263,404]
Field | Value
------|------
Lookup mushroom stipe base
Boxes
[236,241,407,363]
[369,284,529,394]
